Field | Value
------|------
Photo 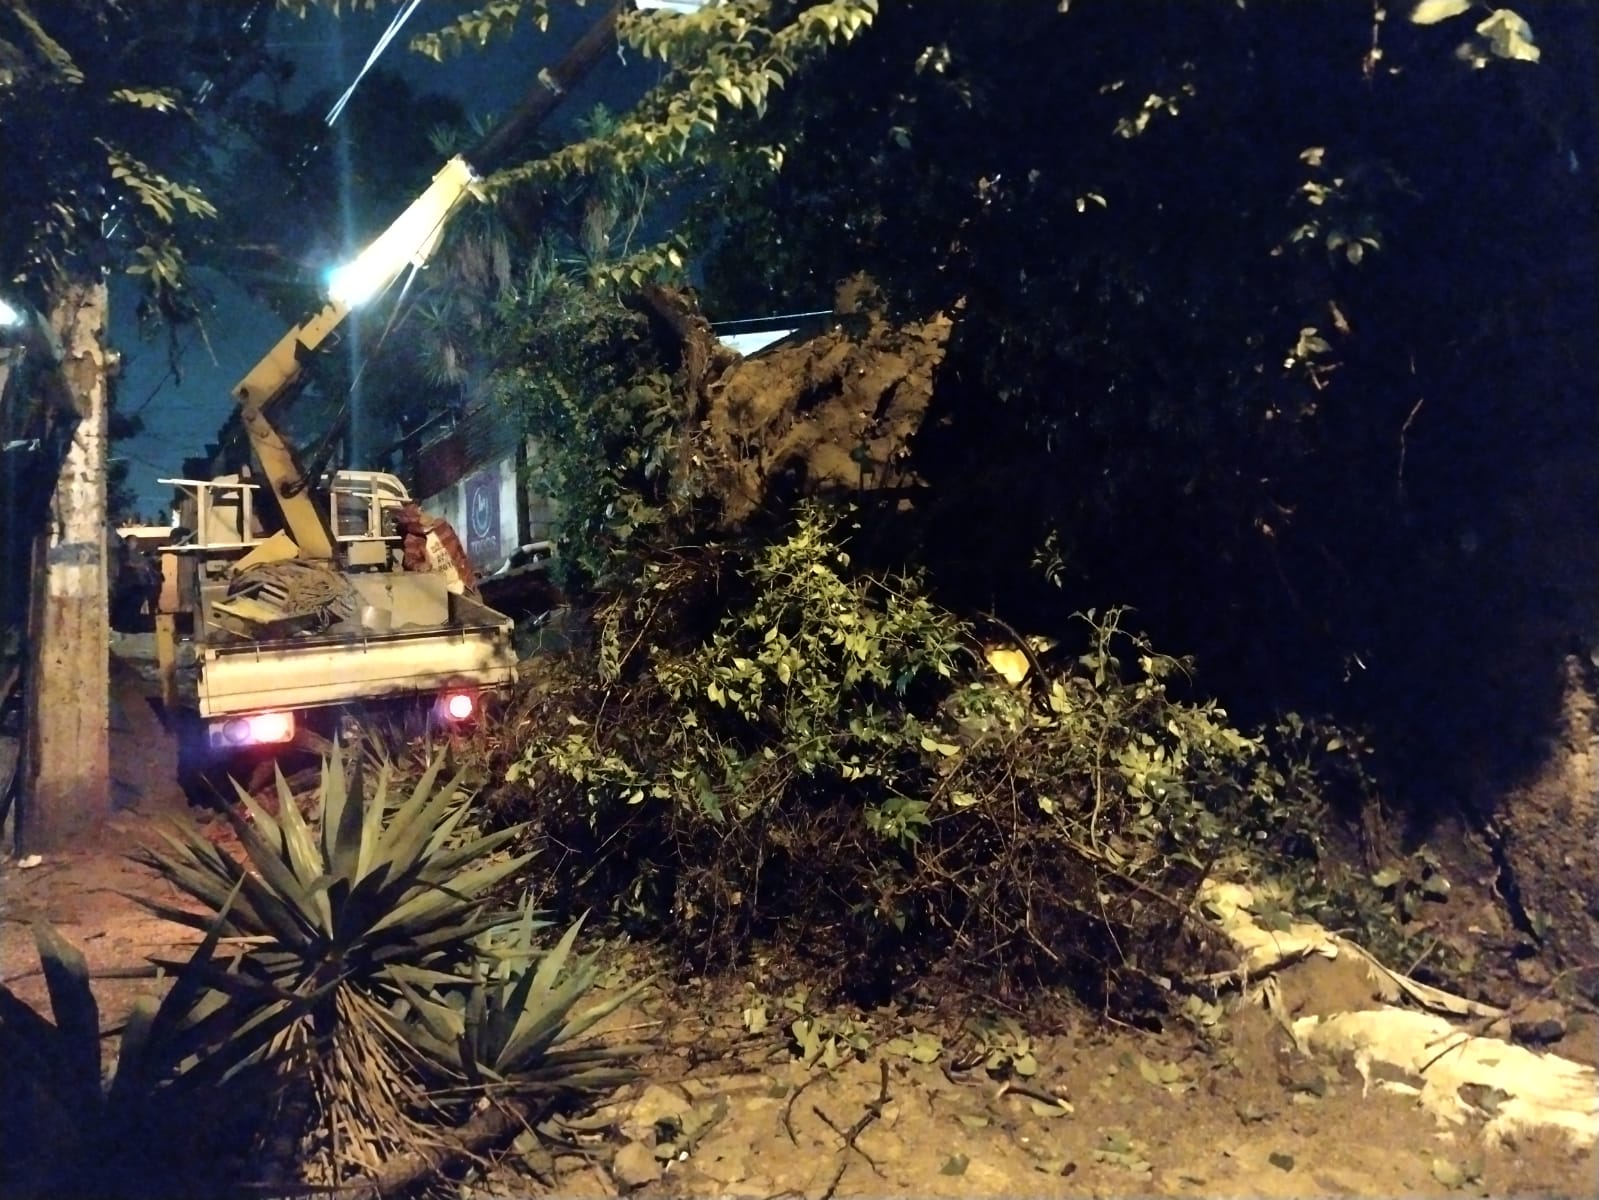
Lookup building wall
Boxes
[418,452,520,573]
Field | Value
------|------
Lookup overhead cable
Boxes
[324,0,424,126]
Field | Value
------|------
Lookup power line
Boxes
[325,0,425,126]
[126,327,204,417]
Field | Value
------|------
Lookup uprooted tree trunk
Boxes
[633,278,952,528]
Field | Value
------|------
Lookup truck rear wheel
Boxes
[175,711,229,810]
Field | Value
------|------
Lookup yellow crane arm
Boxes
[229,155,481,560]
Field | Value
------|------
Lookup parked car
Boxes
[478,541,561,622]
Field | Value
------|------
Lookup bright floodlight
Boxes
[326,258,383,309]
[326,155,479,307]
[0,297,22,328]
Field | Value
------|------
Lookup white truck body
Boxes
[161,470,517,729]
[191,586,516,719]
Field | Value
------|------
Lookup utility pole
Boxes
[20,281,111,852]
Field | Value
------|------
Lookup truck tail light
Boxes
[212,711,295,749]
[441,690,476,722]
[250,711,295,744]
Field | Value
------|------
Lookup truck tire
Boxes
[174,711,229,810]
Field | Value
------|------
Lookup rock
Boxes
[621,1083,690,1142]
[1515,957,1553,988]
[691,1133,752,1185]
[1510,999,1568,1045]
[1284,1066,1329,1096]
[957,1157,1018,1194]
[668,1022,705,1047]
[611,1141,664,1190]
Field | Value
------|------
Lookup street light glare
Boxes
[325,258,386,309]
[324,155,479,309]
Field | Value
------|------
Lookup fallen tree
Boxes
[631,279,951,528]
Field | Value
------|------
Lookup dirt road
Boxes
[2,646,1594,1197]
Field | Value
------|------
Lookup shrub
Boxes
[491,504,1333,1008]
[0,917,270,1200]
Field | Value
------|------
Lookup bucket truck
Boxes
[156,156,513,789]
[156,3,626,791]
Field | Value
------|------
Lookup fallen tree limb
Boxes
[340,1096,535,1199]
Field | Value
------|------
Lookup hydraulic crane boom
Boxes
[229,156,480,561]
[227,0,624,562]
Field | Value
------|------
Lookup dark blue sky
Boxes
[117,2,645,515]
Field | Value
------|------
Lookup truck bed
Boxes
[193,586,517,718]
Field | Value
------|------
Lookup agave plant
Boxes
[394,904,649,1106]
[0,910,273,1200]
[133,748,535,1182]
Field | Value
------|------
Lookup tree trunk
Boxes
[21,281,110,852]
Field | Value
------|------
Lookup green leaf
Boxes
[551,977,652,1048]
[1476,8,1539,62]
[270,771,333,933]
[111,88,179,111]
[883,1029,942,1063]
[1409,0,1472,24]
[31,922,100,1108]
[321,747,363,880]
[940,1153,969,1176]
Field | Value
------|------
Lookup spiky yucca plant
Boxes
[394,906,649,1109]
[134,750,537,1182]
[135,748,648,1186]
[0,911,271,1200]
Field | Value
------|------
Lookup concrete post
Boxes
[21,281,110,851]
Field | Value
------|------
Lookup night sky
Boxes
[117,3,646,516]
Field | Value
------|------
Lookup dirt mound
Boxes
[506,967,1596,1199]
[5,826,1594,1199]
[1495,657,1599,984]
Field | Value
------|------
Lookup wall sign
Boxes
[462,467,502,567]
